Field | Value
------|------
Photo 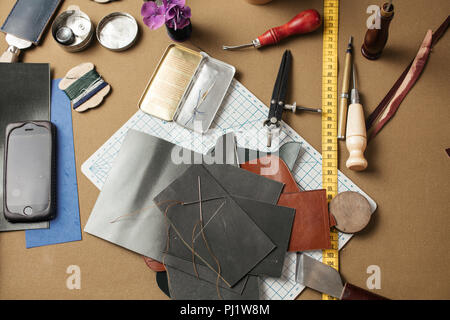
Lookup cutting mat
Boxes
[81,79,376,300]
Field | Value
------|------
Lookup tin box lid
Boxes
[96,12,138,51]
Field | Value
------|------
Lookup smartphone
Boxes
[3,121,56,222]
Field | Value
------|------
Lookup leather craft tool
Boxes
[361,1,394,60]
[321,0,339,300]
[296,254,388,300]
[59,62,111,112]
[222,9,321,50]
[264,50,322,147]
[345,64,368,171]
[329,191,373,233]
[337,36,353,140]
[0,0,61,62]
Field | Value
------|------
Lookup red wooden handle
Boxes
[257,9,322,47]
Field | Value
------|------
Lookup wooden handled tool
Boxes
[296,254,389,300]
[337,36,353,140]
[345,65,368,171]
[222,9,322,50]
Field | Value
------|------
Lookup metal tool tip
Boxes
[349,36,353,45]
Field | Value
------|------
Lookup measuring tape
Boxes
[321,0,339,300]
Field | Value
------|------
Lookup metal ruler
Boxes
[321,0,339,300]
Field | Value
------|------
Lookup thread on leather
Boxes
[161,176,226,299]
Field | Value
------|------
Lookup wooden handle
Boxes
[341,283,389,300]
[338,96,349,139]
[346,103,367,171]
[0,46,20,63]
[257,9,321,47]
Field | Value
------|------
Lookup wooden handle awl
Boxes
[346,103,368,171]
[257,9,322,46]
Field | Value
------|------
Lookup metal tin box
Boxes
[51,6,94,52]
[96,12,139,51]
[138,44,236,133]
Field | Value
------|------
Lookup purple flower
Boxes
[163,0,186,8]
[166,5,191,30]
[141,2,166,30]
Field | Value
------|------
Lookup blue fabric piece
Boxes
[25,79,82,248]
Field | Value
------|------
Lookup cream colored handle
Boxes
[0,46,20,63]
[345,103,368,171]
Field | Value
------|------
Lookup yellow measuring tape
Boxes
[321,0,339,300]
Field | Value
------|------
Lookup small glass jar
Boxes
[165,19,192,42]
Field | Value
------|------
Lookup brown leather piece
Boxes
[240,155,300,193]
[366,15,449,139]
[341,283,389,300]
[241,155,334,251]
[279,190,332,252]
[143,256,166,272]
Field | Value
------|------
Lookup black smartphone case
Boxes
[3,121,56,223]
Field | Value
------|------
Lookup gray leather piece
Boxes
[154,164,276,287]
[204,164,283,205]
[1,0,61,44]
[84,130,194,261]
[166,265,260,300]
[162,253,248,294]
[232,196,295,277]
[208,134,302,171]
[279,141,302,171]
[0,63,50,232]
[85,130,283,262]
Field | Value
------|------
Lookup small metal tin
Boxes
[51,6,94,52]
[96,12,139,51]
[139,44,236,133]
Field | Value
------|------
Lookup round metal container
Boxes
[51,6,94,52]
[96,12,138,51]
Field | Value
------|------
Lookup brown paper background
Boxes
[0,0,449,300]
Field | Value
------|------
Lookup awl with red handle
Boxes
[223,9,322,50]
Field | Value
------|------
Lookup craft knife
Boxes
[296,254,388,300]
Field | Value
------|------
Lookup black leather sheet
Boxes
[154,164,276,287]
[0,63,50,231]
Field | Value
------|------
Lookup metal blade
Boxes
[296,253,344,299]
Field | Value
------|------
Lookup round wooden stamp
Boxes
[329,191,372,233]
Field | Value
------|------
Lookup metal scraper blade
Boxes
[296,253,344,299]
